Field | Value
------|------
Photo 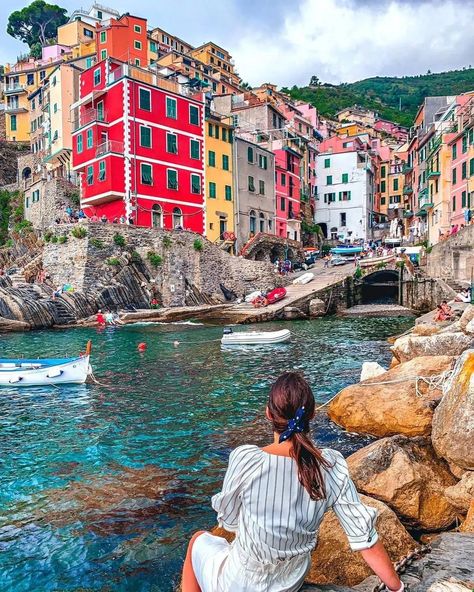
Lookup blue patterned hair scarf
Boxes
[279,406,306,443]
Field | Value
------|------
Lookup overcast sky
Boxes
[2,0,474,86]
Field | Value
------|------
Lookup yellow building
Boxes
[191,42,241,88]
[205,112,235,249]
[426,133,452,244]
[336,122,369,137]
[57,19,96,55]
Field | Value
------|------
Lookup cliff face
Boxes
[0,225,282,330]
[0,141,30,186]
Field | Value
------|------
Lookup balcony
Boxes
[4,84,27,95]
[403,210,414,218]
[402,164,413,174]
[96,140,124,157]
[108,63,192,97]
[5,103,28,113]
[403,185,413,195]
[419,193,433,210]
[427,170,440,179]
[73,108,106,131]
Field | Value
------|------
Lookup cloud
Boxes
[231,0,474,86]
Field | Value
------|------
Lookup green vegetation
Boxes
[162,236,172,248]
[58,235,67,244]
[354,266,363,279]
[71,226,87,239]
[147,251,162,267]
[89,238,104,249]
[282,68,474,127]
[130,250,142,263]
[106,257,121,266]
[113,232,126,247]
[0,189,15,245]
[193,238,203,251]
[43,230,53,243]
[51,235,58,243]
[7,0,67,54]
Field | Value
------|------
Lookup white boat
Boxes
[293,272,314,285]
[0,342,92,387]
[244,290,262,303]
[221,328,291,346]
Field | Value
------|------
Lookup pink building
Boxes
[41,44,73,62]
[374,119,408,142]
[274,145,301,240]
[449,129,471,228]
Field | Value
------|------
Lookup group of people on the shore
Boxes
[55,206,86,225]
[96,309,121,326]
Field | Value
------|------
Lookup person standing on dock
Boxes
[182,372,404,592]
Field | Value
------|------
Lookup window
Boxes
[214,126,219,140]
[31,99,36,110]
[259,213,265,233]
[248,176,255,192]
[84,28,93,38]
[166,97,177,119]
[381,196,386,205]
[381,165,386,178]
[258,154,268,169]
[340,212,346,226]
[393,178,399,191]
[173,207,183,228]
[190,139,200,160]
[462,161,467,179]
[10,115,17,131]
[167,169,178,189]
[208,123,213,137]
[225,185,232,201]
[324,158,330,168]
[100,31,106,43]
[97,101,104,122]
[342,173,348,183]
[209,181,216,198]
[152,204,162,228]
[462,135,468,153]
[134,40,142,50]
[249,210,256,234]
[97,10,103,18]
[139,163,152,185]
[139,88,151,111]
[77,134,83,153]
[135,59,140,67]
[150,40,157,53]
[247,146,254,163]
[40,70,46,80]
[259,180,265,195]
[98,160,106,181]
[281,174,286,186]
[140,126,151,148]
[27,73,34,85]
[326,175,332,185]
[101,49,107,60]
[452,167,457,184]
[462,190,467,208]
[222,154,229,170]
[166,133,178,154]
[470,158,474,177]
[189,105,199,125]
[452,143,457,160]
[470,129,474,145]
[339,191,351,201]
[191,174,201,194]
[93,68,101,86]
[86,128,93,149]
[134,24,142,33]
[86,165,93,185]
[381,180,386,193]
[280,197,285,211]
[208,150,216,166]
[453,195,456,211]
[85,57,94,68]
[222,128,227,142]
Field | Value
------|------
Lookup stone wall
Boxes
[42,224,283,308]
[427,225,474,282]
[401,277,456,312]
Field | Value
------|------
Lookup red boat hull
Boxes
[266,287,287,304]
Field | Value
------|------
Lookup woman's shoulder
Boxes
[320,447,348,467]
[230,444,261,459]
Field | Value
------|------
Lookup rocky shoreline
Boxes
[194,306,474,591]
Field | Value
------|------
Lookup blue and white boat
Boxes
[0,342,92,386]
[331,245,364,255]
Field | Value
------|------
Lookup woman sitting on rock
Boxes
[182,372,403,592]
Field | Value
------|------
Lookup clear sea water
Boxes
[0,316,413,592]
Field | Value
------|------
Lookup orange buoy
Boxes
[138,342,147,351]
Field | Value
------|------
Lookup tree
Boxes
[7,0,67,51]
[309,75,320,87]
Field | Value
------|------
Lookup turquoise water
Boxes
[0,317,413,592]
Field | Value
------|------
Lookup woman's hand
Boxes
[359,540,402,591]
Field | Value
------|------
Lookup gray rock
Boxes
[309,298,326,317]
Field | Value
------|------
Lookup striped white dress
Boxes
[192,445,378,592]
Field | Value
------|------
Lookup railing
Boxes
[73,108,106,131]
[419,193,433,209]
[5,103,26,113]
[4,84,27,94]
[403,185,413,195]
[402,164,413,174]
[107,64,191,97]
[96,140,124,157]
[427,170,440,179]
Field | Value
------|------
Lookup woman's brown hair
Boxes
[267,372,329,501]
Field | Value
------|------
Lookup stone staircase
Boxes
[8,271,28,287]
[52,297,77,326]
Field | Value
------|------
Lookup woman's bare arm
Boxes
[360,540,403,591]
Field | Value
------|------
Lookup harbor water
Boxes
[0,316,413,591]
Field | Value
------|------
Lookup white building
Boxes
[315,149,375,242]
[68,3,119,26]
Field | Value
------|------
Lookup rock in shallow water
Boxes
[391,333,473,363]
[328,356,455,438]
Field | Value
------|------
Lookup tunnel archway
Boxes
[361,270,400,304]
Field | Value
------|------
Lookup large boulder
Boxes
[328,356,455,438]
[391,333,473,363]
[432,350,474,470]
[306,495,416,587]
[460,501,474,532]
[359,362,385,382]
[459,305,474,332]
[347,436,458,531]
[444,472,474,512]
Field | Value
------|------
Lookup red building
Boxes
[274,145,301,240]
[71,58,205,232]
[96,14,148,67]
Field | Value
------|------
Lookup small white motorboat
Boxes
[0,341,92,387]
[293,272,314,285]
[221,327,291,346]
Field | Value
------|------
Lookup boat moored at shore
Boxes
[221,328,291,346]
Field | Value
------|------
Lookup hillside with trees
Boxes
[282,68,474,127]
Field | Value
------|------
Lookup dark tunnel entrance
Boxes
[361,270,400,304]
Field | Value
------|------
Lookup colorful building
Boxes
[205,110,235,247]
[57,18,96,58]
[95,14,148,66]
[71,58,205,230]
[149,27,194,56]
[190,42,241,90]
[67,3,120,27]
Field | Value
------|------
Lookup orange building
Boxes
[95,14,148,66]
